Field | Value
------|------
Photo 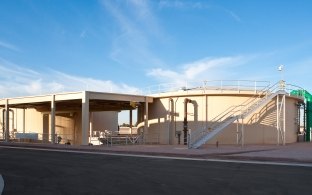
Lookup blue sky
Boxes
[0,0,312,98]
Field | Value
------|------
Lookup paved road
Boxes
[0,147,311,195]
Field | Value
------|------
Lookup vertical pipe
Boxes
[174,97,179,137]
[51,95,56,144]
[168,98,173,145]
[183,99,188,145]
[183,98,191,145]
[130,109,133,135]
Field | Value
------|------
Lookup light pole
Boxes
[278,64,284,81]
[278,64,285,89]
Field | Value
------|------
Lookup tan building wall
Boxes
[145,91,301,145]
[0,108,118,145]
[0,89,301,146]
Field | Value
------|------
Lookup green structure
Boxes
[291,90,312,141]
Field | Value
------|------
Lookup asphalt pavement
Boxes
[0,146,311,194]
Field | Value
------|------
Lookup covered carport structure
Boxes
[0,91,153,145]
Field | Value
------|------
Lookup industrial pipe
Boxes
[167,98,174,144]
[183,98,192,145]
[174,97,180,139]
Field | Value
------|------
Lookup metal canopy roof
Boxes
[0,91,153,112]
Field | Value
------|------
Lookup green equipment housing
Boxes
[290,90,312,141]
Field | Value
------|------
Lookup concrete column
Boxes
[205,95,208,129]
[51,95,56,144]
[23,108,25,133]
[89,112,93,143]
[241,118,244,147]
[130,109,133,135]
[82,91,89,145]
[144,97,149,134]
[276,95,279,145]
[5,99,9,142]
[283,94,286,145]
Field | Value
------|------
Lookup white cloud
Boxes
[148,68,180,80]
[101,0,164,67]
[225,10,242,23]
[0,59,141,98]
[158,0,207,9]
[0,40,20,52]
[158,1,241,23]
[147,56,245,84]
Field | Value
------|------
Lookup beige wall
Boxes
[146,93,300,145]
[0,108,118,145]
[52,111,118,145]
[0,91,300,146]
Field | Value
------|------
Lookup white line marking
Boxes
[0,174,4,195]
[0,145,312,168]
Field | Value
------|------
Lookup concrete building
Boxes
[0,91,152,145]
[0,80,307,148]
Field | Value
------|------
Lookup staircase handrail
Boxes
[208,82,277,128]
[190,81,281,146]
[239,82,281,117]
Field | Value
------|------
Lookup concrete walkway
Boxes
[1,142,312,164]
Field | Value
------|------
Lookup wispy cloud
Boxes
[147,56,246,84]
[158,0,208,9]
[0,58,140,98]
[0,40,20,52]
[101,0,164,67]
[158,0,241,22]
[225,9,242,23]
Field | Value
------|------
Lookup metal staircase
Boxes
[190,82,284,149]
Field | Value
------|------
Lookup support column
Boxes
[241,118,244,147]
[5,99,9,142]
[277,95,280,145]
[205,95,208,130]
[23,108,25,133]
[51,95,56,144]
[82,91,89,145]
[144,97,149,135]
[130,109,133,135]
[236,119,239,145]
[283,94,286,145]
[89,112,93,143]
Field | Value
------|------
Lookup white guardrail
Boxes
[142,80,271,95]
